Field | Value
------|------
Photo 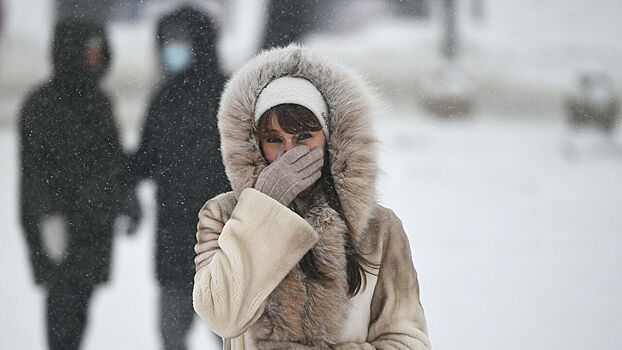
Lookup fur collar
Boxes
[217,44,380,245]
[251,188,349,347]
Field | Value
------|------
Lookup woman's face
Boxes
[259,112,326,164]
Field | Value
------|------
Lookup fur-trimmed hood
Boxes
[217,44,379,243]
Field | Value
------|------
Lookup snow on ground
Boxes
[375,112,622,350]
[2,112,622,349]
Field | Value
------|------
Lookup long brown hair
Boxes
[257,103,377,296]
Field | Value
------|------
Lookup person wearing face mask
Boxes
[160,27,192,75]
[157,18,194,80]
[129,6,229,350]
[192,45,431,349]
[18,18,133,350]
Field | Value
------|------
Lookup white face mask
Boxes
[162,41,193,73]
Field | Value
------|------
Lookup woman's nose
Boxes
[283,138,297,152]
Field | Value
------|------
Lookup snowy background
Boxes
[1,0,622,349]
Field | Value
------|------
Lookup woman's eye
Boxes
[298,132,312,140]
[267,137,282,143]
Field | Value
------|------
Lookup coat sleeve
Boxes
[88,96,127,215]
[336,209,431,350]
[19,94,52,222]
[192,188,319,338]
[128,93,160,183]
[18,92,53,283]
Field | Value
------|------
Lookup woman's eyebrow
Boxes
[261,128,278,135]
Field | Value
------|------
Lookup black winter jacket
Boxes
[19,19,127,287]
[131,7,230,286]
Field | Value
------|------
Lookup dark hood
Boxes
[52,18,111,88]
[156,6,219,75]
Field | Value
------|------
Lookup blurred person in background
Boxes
[261,0,320,50]
[18,18,134,350]
[129,5,229,350]
[55,0,114,23]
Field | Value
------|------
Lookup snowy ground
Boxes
[2,112,622,350]
[376,113,622,350]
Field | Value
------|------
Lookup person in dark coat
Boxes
[130,6,230,349]
[261,0,320,50]
[18,18,129,350]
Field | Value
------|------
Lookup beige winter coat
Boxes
[193,45,430,349]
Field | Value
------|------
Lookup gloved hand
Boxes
[40,215,68,264]
[255,145,324,207]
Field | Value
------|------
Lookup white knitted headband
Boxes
[253,76,329,137]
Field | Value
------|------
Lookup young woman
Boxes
[193,45,430,349]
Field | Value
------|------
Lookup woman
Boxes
[193,44,430,349]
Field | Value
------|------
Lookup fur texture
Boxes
[251,188,349,348]
[216,45,380,346]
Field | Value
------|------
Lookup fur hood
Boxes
[218,44,379,244]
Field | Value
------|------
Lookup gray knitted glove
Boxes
[255,145,324,206]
